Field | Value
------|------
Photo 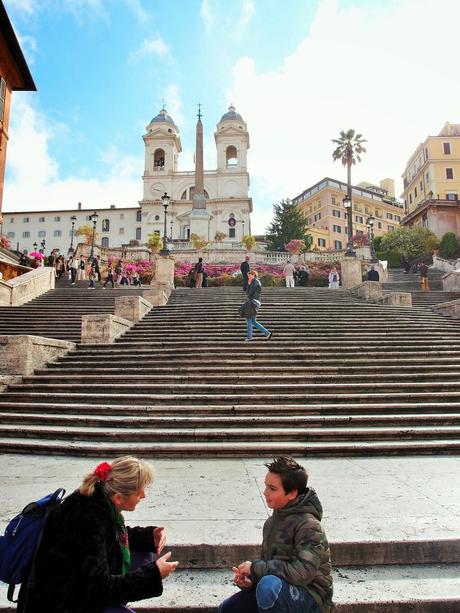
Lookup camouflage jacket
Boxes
[251,488,333,612]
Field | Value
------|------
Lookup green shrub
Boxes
[259,273,283,287]
[174,275,187,287]
[311,275,329,287]
[440,232,458,259]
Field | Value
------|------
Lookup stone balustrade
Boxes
[380,292,412,306]
[0,334,75,391]
[442,270,460,291]
[114,295,153,323]
[81,314,133,344]
[433,299,460,318]
[0,267,55,306]
[350,281,383,301]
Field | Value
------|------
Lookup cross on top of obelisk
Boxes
[197,103,202,120]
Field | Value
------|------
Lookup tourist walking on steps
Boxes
[69,256,78,285]
[240,255,250,292]
[367,265,380,281]
[328,266,340,289]
[77,255,87,281]
[194,257,204,289]
[419,260,429,291]
[218,456,333,613]
[298,265,309,287]
[244,270,272,342]
[17,456,178,613]
[103,265,115,289]
[283,260,296,288]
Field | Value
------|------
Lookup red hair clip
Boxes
[94,462,111,482]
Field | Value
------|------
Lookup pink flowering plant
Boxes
[285,239,306,254]
[0,235,11,249]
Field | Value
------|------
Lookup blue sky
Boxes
[3,0,460,233]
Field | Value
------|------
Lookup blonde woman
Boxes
[18,456,178,613]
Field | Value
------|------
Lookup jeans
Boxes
[218,576,321,613]
[246,316,270,340]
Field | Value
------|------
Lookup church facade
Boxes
[139,105,252,243]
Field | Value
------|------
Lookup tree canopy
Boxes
[266,199,312,252]
[332,129,367,168]
[380,227,439,263]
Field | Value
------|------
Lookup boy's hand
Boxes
[232,561,253,589]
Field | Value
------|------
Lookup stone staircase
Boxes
[1,286,460,456]
[0,285,144,343]
[383,268,444,291]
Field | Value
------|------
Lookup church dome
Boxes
[219,105,243,123]
[150,108,177,128]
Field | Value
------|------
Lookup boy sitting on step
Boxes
[218,457,333,613]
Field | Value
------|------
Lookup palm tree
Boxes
[332,129,367,255]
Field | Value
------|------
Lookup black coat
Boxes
[367,269,380,281]
[247,278,262,301]
[18,485,162,613]
[240,261,250,277]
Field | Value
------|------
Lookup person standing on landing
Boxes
[194,257,204,289]
[240,255,250,292]
[218,456,333,613]
[245,270,272,342]
[328,266,340,289]
[17,456,178,613]
[283,260,296,288]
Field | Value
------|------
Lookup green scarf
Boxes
[109,502,131,575]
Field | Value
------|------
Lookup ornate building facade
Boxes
[139,105,252,243]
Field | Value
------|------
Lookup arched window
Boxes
[154,148,165,169]
[136,227,142,240]
[101,237,109,247]
[102,219,110,232]
[226,145,238,167]
[136,210,142,222]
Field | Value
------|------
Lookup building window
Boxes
[443,142,451,155]
[355,215,363,223]
[86,215,91,221]
[136,210,142,222]
[54,230,61,237]
[153,148,165,168]
[38,230,46,237]
[356,230,364,236]
[229,228,236,238]
[334,240,342,250]
[388,225,395,231]
[102,219,110,232]
[426,172,430,182]
[22,231,30,238]
[409,194,413,204]
[101,237,109,247]
[446,193,458,201]
[155,215,160,221]
[394,215,401,222]
[226,145,238,167]
[414,186,417,197]
[9,218,14,223]
[386,212,393,220]
[154,230,160,236]
[23,217,29,223]
[331,196,336,205]
[54,216,61,222]
[119,227,124,235]
[314,213,321,222]
[333,225,342,233]
[332,209,341,218]
[420,180,423,191]
[318,238,326,247]
[446,168,454,179]
[136,227,141,240]
[377,222,382,229]
[38,217,45,222]
[120,213,124,219]
[7,231,15,238]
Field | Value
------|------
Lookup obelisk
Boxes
[192,104,206,210]
[190,104,210,239]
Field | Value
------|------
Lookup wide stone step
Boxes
[1,412,459,429]
[0,437,458,456]
[22,372,460,384]
[1,400,459,416]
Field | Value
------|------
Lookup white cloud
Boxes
[238,0,254,30]
[200,0,213,31]
[163,83,185,129]
[228,0,460,233]
[4,0,36,15]
[130,36,170,61]
[200,0,254,37]
[3,97,142,212]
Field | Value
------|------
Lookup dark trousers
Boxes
[242,274,249,292]
[103,551,154,613]
[70,268,77,283]
[104,276,114,288]
[218,576,321,613]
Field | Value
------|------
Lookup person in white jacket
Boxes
[283,261,296,287]
[328,266,340,289]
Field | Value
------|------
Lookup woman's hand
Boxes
[153,526,166,554]
[156,551,179,578]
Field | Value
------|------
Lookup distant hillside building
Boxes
[401,122,460,236]
[0,1,36,220]
[292,177,403,250]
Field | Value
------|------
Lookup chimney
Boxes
[110,204,116,209]
[78,202,82,210]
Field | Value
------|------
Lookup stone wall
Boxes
[442,271,460,291]
[81,314,133,344]
[114,296,152,323]
[0,267,55,306]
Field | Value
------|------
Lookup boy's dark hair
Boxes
[265,456,308,495]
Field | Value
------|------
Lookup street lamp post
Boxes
[366,214,378,263]
[68,215,77,256]
[343,194,355,257]
[33,242,38,252]
[89,211,99,261]
[160,192,170,256]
